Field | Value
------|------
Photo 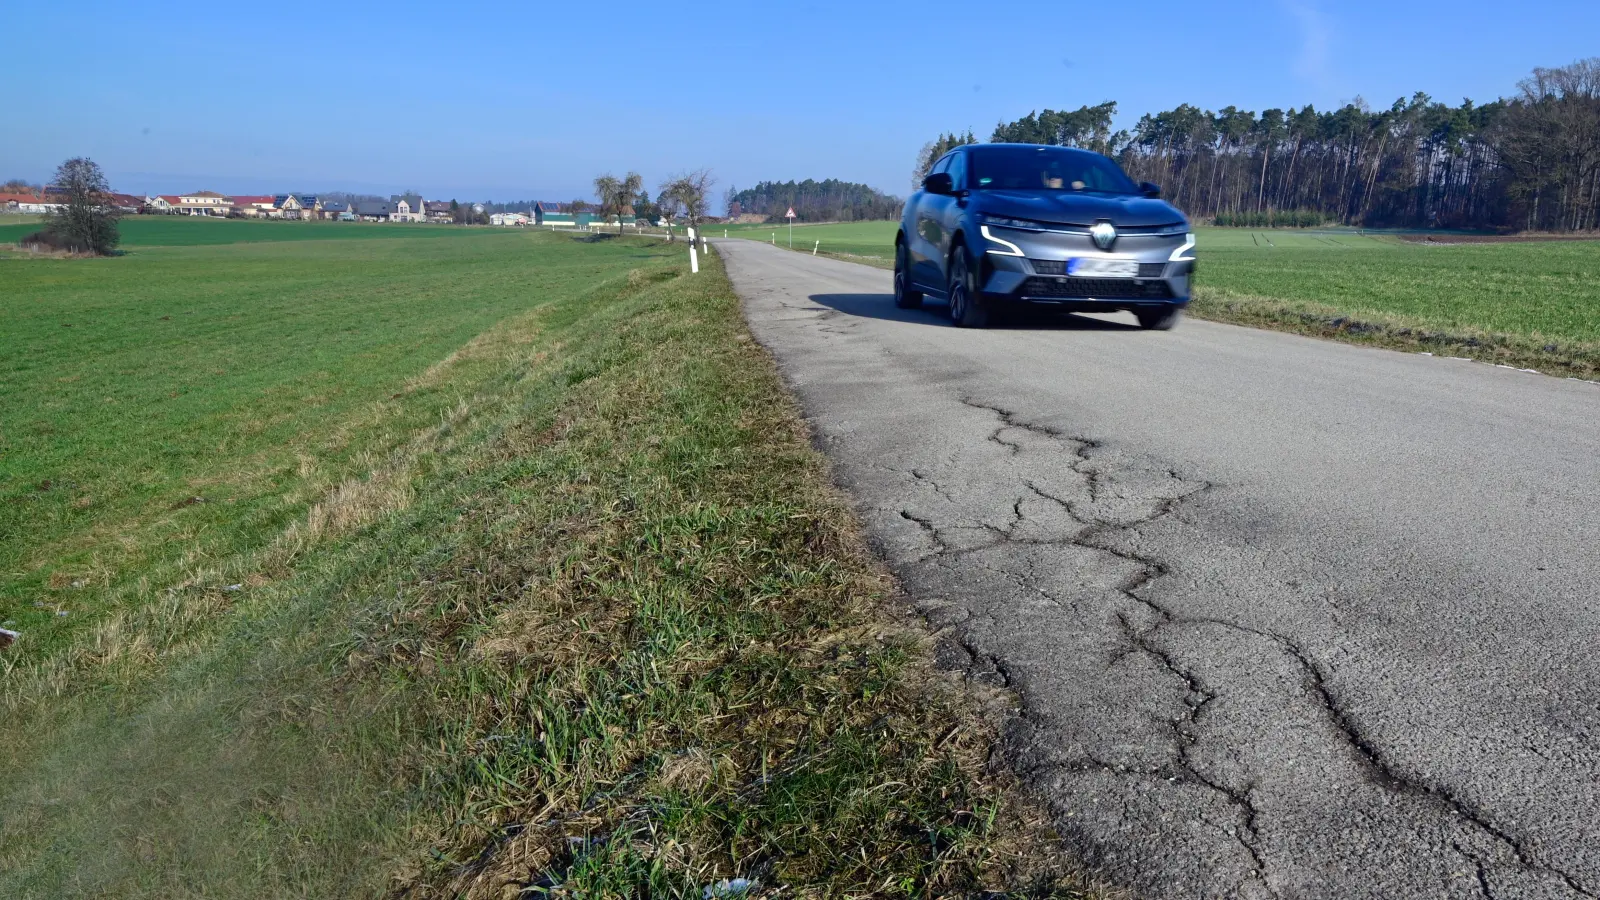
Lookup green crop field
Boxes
[0,227,1087,899]
[0,214,476,248]
[719,220,1600,376]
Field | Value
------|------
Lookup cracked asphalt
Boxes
[713,238,1600,900]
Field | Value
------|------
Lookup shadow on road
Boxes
[807,293,1140,331]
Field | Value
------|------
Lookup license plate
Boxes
[1067,257,1138,277]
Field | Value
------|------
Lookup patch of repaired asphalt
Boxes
[715,239,1599,900]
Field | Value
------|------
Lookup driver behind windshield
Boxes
[973,146,1137,195]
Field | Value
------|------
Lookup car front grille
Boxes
[1018,276,1174,300]
[1030,259,1167,278]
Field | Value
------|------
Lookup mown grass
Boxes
[1,228,651,657]
[0,231,1100,899]
[0,214,478,247]
[720,221,1600,377]
[1189,231,1600,377]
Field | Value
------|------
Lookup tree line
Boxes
[725,179,901,223]
[961,57,1600,232]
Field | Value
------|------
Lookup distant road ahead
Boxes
[716,238,1599,900]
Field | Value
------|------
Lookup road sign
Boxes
[785,208,796,219]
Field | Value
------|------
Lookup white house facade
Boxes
[391,193,425,223]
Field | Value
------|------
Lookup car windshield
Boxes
[970,146,1140,195]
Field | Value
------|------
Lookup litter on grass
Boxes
[1,627,20,649]
[703,878,758,898]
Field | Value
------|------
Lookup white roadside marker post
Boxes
[812,240,819,256]
[688,226,699,274]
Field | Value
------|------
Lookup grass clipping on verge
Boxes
[382,255,1107,899]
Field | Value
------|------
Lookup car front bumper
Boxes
[979,225,1194,311]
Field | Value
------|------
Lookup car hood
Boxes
[976,190,1185,227]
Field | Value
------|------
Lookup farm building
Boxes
[1,191,59,213]
[490,212,530,226]
[533,201,576,227]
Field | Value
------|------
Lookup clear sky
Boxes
[4,0,1596,203]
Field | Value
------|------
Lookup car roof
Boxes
[971,143,1100,154]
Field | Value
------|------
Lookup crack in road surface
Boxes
[716,238,1600,900]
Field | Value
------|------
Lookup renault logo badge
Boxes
[1090,221,1117,250]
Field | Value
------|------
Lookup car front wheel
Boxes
[947,246,989,328]
[894,242,923,309]
[1136,307,1182,330]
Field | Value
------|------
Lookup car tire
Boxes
[1136,307,1182,330]
[947,245,989,328]
[894,241,923,309]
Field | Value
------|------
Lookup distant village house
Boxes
[354,200,396,221]
[391,194,425,223]
[174,191,231,216]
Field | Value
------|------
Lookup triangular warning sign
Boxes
[785,207,796,218]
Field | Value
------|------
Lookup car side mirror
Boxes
[1139,181,1162,198]
[923,173,954,195]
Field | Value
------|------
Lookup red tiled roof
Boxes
[231,195,274,205]
[0,192,44,204]
[160,195,182,203]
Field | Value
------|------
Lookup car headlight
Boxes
[980,225,1025,257]
[1155,222,1190,235]
[981,215,1052,231]
[1168,232,1196,261]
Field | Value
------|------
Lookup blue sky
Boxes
[3,0,1596,202]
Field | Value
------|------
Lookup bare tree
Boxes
[655,189,681,240]
[594,172,644,233]
[618,171,642,232]
[593,174,619,228]
[43,157,120,255]
[659,169,715,237]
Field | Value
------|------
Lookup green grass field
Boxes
[713,220,896,262]
[0,224,1093,899]
[722,220,1600,376]
[0,214,478,248]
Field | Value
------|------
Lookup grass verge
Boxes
[1,233,1105,899]
[1189,287,1600,380]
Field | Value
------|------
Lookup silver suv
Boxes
[896,143,1196,329]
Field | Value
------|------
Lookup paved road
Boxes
[715,238,1600,900]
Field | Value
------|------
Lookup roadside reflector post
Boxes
[688,226,699,273]
[813,240,819,256]
[771,232,775,244]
